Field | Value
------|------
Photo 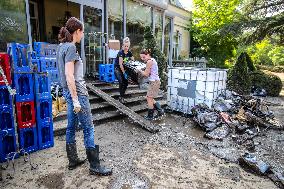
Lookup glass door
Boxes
[83,6,103,77]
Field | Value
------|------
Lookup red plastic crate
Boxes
[16,101,36,129]
[0,53,12,85]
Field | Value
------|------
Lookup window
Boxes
[83,6,102,74]
[164,17,171,60]
[108,0,123,42]
[154,10,163,50]
[29,1,40,42]
[126,0,152,58]
[0,0,28,52]
[172,31,182,60]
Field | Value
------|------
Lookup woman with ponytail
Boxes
[57,17,112,176]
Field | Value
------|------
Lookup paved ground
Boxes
[1,100,283,189]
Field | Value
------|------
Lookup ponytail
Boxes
[58,17,83,43]
[58,27,73,43]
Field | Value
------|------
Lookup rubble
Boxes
[204,124,230,141]
[239,153,270,175]
[188,91,284,188]
[191,91,283,143]
[268,170,284,189]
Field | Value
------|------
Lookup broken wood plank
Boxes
[93,100,167,122]
[53,95,164,122]
[53,101,166,136]
[86,83,159,133]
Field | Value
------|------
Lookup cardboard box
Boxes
[52,99,59,117]
[108,40,120,50]
[58,96,67,112]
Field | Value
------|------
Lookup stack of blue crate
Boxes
[33,42,55,150]
[0,53,17,162]
[99,64,116,83]
[33,42,59,84]
[34,73,54,150]
[7,43,38,155]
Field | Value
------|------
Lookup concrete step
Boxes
[53,100,167,136]
[53,95,164,122]
[88,89,148,103]
[93,100,167,123]
[94,84,139,92]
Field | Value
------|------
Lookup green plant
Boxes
[227,52,252,94]
[244,52,256,71]
[143,26,167,89]
[250,70,283,96]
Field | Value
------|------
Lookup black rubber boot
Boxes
[66,143,86,170]
[144,109,154,120]
[86,146,112,176]
[154,102,165,118]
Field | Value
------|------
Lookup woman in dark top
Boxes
[57,17,112,176]
[114,37,134,103]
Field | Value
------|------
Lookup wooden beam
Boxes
[86,83,159,133]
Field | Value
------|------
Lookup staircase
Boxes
[53,81,166,135]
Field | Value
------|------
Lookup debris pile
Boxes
[192,91,283,142]
[191,91,284,188]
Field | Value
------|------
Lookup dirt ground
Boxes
[1,95,283,189]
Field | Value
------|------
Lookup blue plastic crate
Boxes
[47,70,59,84]
[0,106,15,132]
[37,121,54,150]
[31,58,40,72]
[30,51,37,59]
[99,74,105,81]
[34,42,58,57]
[99,64,106,75]
[0,129,18,163]
[0,86,12,109]
[36,98,52,123]
[33,42,48,56]
[105,64,114,73]
[18,127,38,154]
[34,73,51,100]
[7,43,31,73]
[104,74,116,83]
[42,44,58,57]
[13,73,34,102]
[39,57,58,72]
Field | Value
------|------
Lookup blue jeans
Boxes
[63,90,95,149]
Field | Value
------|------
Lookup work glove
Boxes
[72,98,81,114]
[123,72,128,80]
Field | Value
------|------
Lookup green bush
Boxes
[250,70,283,96]
[227,52,252,95]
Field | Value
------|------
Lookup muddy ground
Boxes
[1,96,283,189]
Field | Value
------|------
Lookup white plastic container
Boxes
[167,67,227,114]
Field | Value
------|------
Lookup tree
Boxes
[247,37,284,66]
[143,26,167,89]
[190,0,241,67]
[222,0,284,44]
[227,52,252,94]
